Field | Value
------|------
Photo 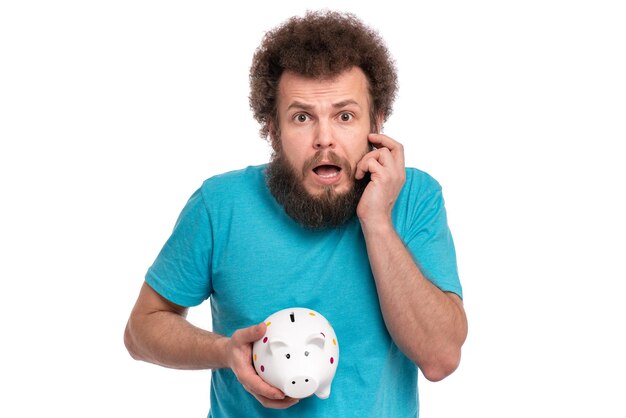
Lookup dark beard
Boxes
[266,150,370,230]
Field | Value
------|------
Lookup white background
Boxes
[1,1,625,417]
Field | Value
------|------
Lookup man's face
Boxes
[274,67,375,197]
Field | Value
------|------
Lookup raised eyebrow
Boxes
[286,100,361,111]
[333,99,361,109]
[286,101,314,112]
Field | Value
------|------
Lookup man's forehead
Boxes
[286,99,362,111]
[278,67,371,108]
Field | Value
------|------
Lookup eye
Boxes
[339,112,353,122]
[295,114,309,123]
[285,353,291,359]
[304,351,309,357]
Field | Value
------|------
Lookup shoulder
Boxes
[393,167,447,231]
[402,167,443,198]
[194,164,271,214]
[199,165,267,197]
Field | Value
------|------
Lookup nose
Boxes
[283,375,318,399]
[313,121,335,150]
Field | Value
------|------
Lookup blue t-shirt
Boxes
[146,165,461,418]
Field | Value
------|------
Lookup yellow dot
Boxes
[309,312,316,316]
[254,354,257,362]
[266,322,271,326]
[333,339,337,346]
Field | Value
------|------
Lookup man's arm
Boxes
[124,282,226,369]
[360,222,467,381]
[356,133,468,382]
[124,282,298,408]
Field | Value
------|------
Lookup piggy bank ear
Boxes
[268,337,288,354]
[305,332,326,349]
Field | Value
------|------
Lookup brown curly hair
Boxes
[249,10,398,141]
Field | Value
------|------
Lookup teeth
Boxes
[318,171,339,179]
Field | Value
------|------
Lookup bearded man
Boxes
[124,10,467,418]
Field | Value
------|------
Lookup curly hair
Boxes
[249,10,398,140]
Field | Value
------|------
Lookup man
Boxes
[124,10,467,417]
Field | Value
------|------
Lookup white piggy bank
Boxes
[252,307,339,399]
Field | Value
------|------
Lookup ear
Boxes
[305,332,326,349]
[268,337,288,354]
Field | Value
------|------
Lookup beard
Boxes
[266,148,370,230]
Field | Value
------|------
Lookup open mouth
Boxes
[313,164,342,179]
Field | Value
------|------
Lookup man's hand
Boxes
[355,133,406,225]
[225,322,299,409]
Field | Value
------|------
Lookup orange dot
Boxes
[254,354,257,362]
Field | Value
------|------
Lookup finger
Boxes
[232,322,267,344]
[355,152,373,180]
[355,149,387,179]
[356,154,384,180]
[368,133,405,164]
[252,393,300,409]
[240,368,286,400]
[373,147,394,167]
[368,133,398,149]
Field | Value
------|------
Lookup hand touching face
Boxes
[355,133,406,225]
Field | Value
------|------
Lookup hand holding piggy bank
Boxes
[252,308,339,399]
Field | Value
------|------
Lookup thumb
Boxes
[233,322,267,344]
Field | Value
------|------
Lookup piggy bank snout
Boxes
[283,375,318,399]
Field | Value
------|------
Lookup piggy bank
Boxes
[252,307,339,399]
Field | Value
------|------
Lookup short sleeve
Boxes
[145,187,213,307]
[402,176,462,299]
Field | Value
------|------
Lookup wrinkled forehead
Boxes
[277,67,372,111]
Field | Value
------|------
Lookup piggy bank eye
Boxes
[304,351,310,357]
[285,354,291,359]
